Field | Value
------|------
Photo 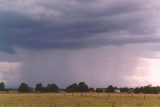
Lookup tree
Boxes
[45,84,58,92]
[18,82,32,92]
[0,82,5,92]
[106,85,115,93]
[35,83,43,92]
[78,82,89,92]
[66,83,79,92]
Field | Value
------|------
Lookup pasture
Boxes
[0,93,160,107]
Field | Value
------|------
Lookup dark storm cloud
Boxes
[0,0,159,53]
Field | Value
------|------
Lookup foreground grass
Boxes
[0,93,160,107]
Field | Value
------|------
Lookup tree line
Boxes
[0,82,160,94]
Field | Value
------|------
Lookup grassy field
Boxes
[0,93,160,107]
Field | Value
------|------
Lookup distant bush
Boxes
[78,82,89,92]
[120,87,129,92]
[35,83,43,92]
[66,82,89,92]
[44,84,59,92]
[0,82,5,92]
[66,83,79,92]
[88,88,94,92]
[106,85,114,93]
[96,88,103,93]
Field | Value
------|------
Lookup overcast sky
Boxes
[0,0,160,88]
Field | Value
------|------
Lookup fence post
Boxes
[108,93,110,99]
[131,94,133,99]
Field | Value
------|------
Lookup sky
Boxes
[0,0,160,88]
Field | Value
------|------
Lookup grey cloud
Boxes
[0,0,160,53]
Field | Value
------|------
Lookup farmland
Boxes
[0,93,160,107]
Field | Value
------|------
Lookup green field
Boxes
[0,93,160,107]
